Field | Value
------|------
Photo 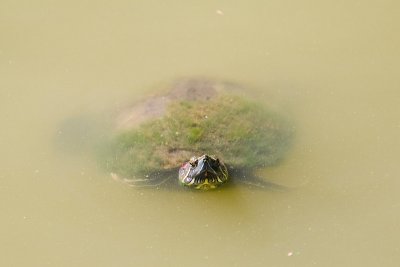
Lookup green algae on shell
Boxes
[101,84,293,180]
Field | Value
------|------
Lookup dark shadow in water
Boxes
[53,112,112,155]
[111,167,289,193]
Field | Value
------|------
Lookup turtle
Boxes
[98,78,294,190]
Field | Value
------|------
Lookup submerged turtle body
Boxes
[103,78,293,190]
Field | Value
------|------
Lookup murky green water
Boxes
[1,1,399,266]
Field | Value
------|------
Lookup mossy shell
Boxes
[102,78,293,179]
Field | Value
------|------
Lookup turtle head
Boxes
[178,155,229,190]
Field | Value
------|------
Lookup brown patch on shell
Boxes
[168,78,218,101]
[116,96,170,130]
[116,78,220,130]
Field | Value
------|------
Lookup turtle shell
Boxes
[102,78,293,179]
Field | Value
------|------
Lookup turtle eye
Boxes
[211,158,220,168]
[189,156,198,167]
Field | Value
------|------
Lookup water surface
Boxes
[1,1,399,266]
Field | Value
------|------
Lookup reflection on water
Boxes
[1,1,399,266]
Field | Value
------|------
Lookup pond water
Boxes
[1,1,399,266]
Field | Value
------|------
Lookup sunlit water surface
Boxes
[1,1,399,266]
